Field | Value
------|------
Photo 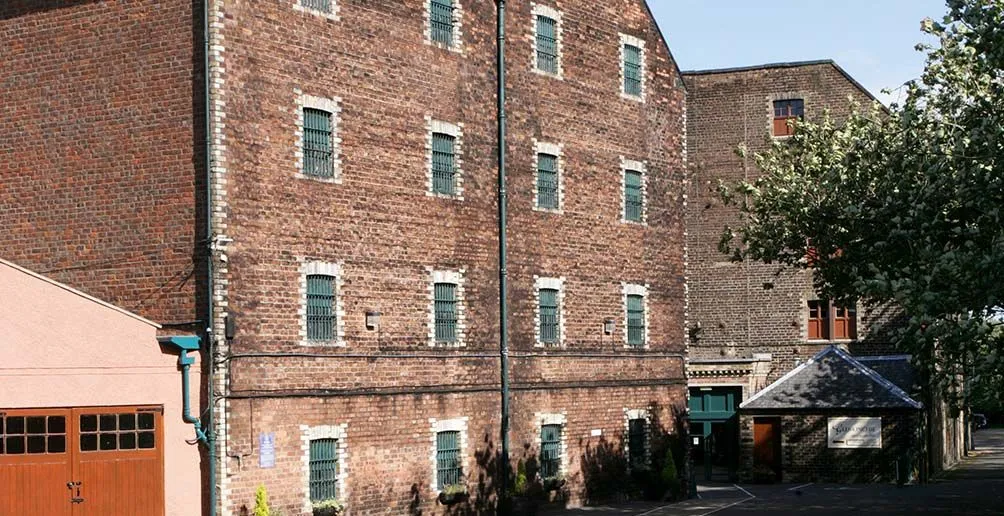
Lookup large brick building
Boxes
[682,61,964,483]
[2,1,688,514]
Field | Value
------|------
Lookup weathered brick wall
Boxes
[683,63,892,380]
[0,0,203,325]
[214,1,687,514]
[738,411,919,483]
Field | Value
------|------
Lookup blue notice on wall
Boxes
[259,432,276,468]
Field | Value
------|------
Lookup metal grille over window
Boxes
[300,0,331,14]
[434,282,458,343]
[537,153,559,209]
[436,430,461,489]
[536,16,558,74]
[431,132,456,195]
[624,170,643,222]
[539,424,562,479]
[627,294,645,346]
[623,44,642,96]
[628,418,647,468]
[79,412,155,452]
[429,0,454,45]
[539,288,560,345]
[306,274,336,341]
[303,108,334,178]
[0,414,66,455]
[309,438,339,502]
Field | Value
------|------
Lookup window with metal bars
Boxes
[300,0,332,14]
[628,418,647,468]
[624,170,643,222]
[309,438,339,502]
[429,0,454,46]
[303,108,334,179]
[627,294,645,346]
[540,424,562,479]
[537,153,559,210]
[434,282,458,343]
[623,44,642,96]
[436,430,462,489]
[539,288,560,345]
[306,274,335,341]
[536,15,558,74]
[431,132,456,195]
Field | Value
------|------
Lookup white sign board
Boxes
[827,417,882,449]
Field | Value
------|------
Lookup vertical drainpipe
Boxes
[203,1,218,515]
[495,0,510,513]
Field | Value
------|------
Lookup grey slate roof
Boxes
[857,355,917,394]
[740,346,922,411]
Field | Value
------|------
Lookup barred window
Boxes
[306,274,336,341]
[627,294,645,346]
[540,424,562,479]
[430,0,454,46]
[309,438,339,502]
[431,132,456,195]
[436,430,462,489]
[434,282,458,343]
[303,108,334,179]
[623,44,642,96]
[537,153,559,210]
[536,15,558,74]
[628,418,647,468]
[624,170,643,222]
[300,0,331,14]
[539,288,560,345]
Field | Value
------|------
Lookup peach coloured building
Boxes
[0,258,202,516]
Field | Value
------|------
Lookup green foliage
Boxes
[719,0,1004,399]
[659,449,682,500]
[441,483,468,496]
[253,485,270,516]
[514,460,529,496]
[312,499,343,516]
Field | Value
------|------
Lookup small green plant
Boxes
[660,449,681,500]
[514,460,529,496]
[312,498,344,516]
[253,485,270,516]
[441,483,467,496]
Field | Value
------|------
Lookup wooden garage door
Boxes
[0,406,164,516]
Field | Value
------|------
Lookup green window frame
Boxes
[431,132,457,195]
[627,294,645,346]
[536,153,559,210]
[623,44,642,96]
[436,430,462,489]
[540,424,562,479]
[430,0,454,46]
[539,288,560,345]
[536,15,558,74]
[434,282,458,343]
[306,274,336,341]
[300,0,332,14]
[303,108,334,179]
[628,418,647,468]
[309,438,339,502]
[624,170,643,222]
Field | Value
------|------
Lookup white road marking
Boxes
[787,482,814,492]
[732,484,755,499]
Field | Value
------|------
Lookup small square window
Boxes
[300,0,332,14]
[773,99,804,137]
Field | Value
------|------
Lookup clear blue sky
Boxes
[650,0,948,105]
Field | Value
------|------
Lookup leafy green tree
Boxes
[253,485,270,516]
[719,0,1004,398]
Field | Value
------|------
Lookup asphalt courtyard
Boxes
[555,429,1004,516]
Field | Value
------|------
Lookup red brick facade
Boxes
[683,62,890,391]
[211,0,688,514]
[0,0,203,326]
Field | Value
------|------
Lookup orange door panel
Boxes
[0,409,73,516]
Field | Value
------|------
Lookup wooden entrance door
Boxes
[753,418,781,478]
[0,407,165,516]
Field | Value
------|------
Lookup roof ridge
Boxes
[738,346,834,409]
[831,347,922,409]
